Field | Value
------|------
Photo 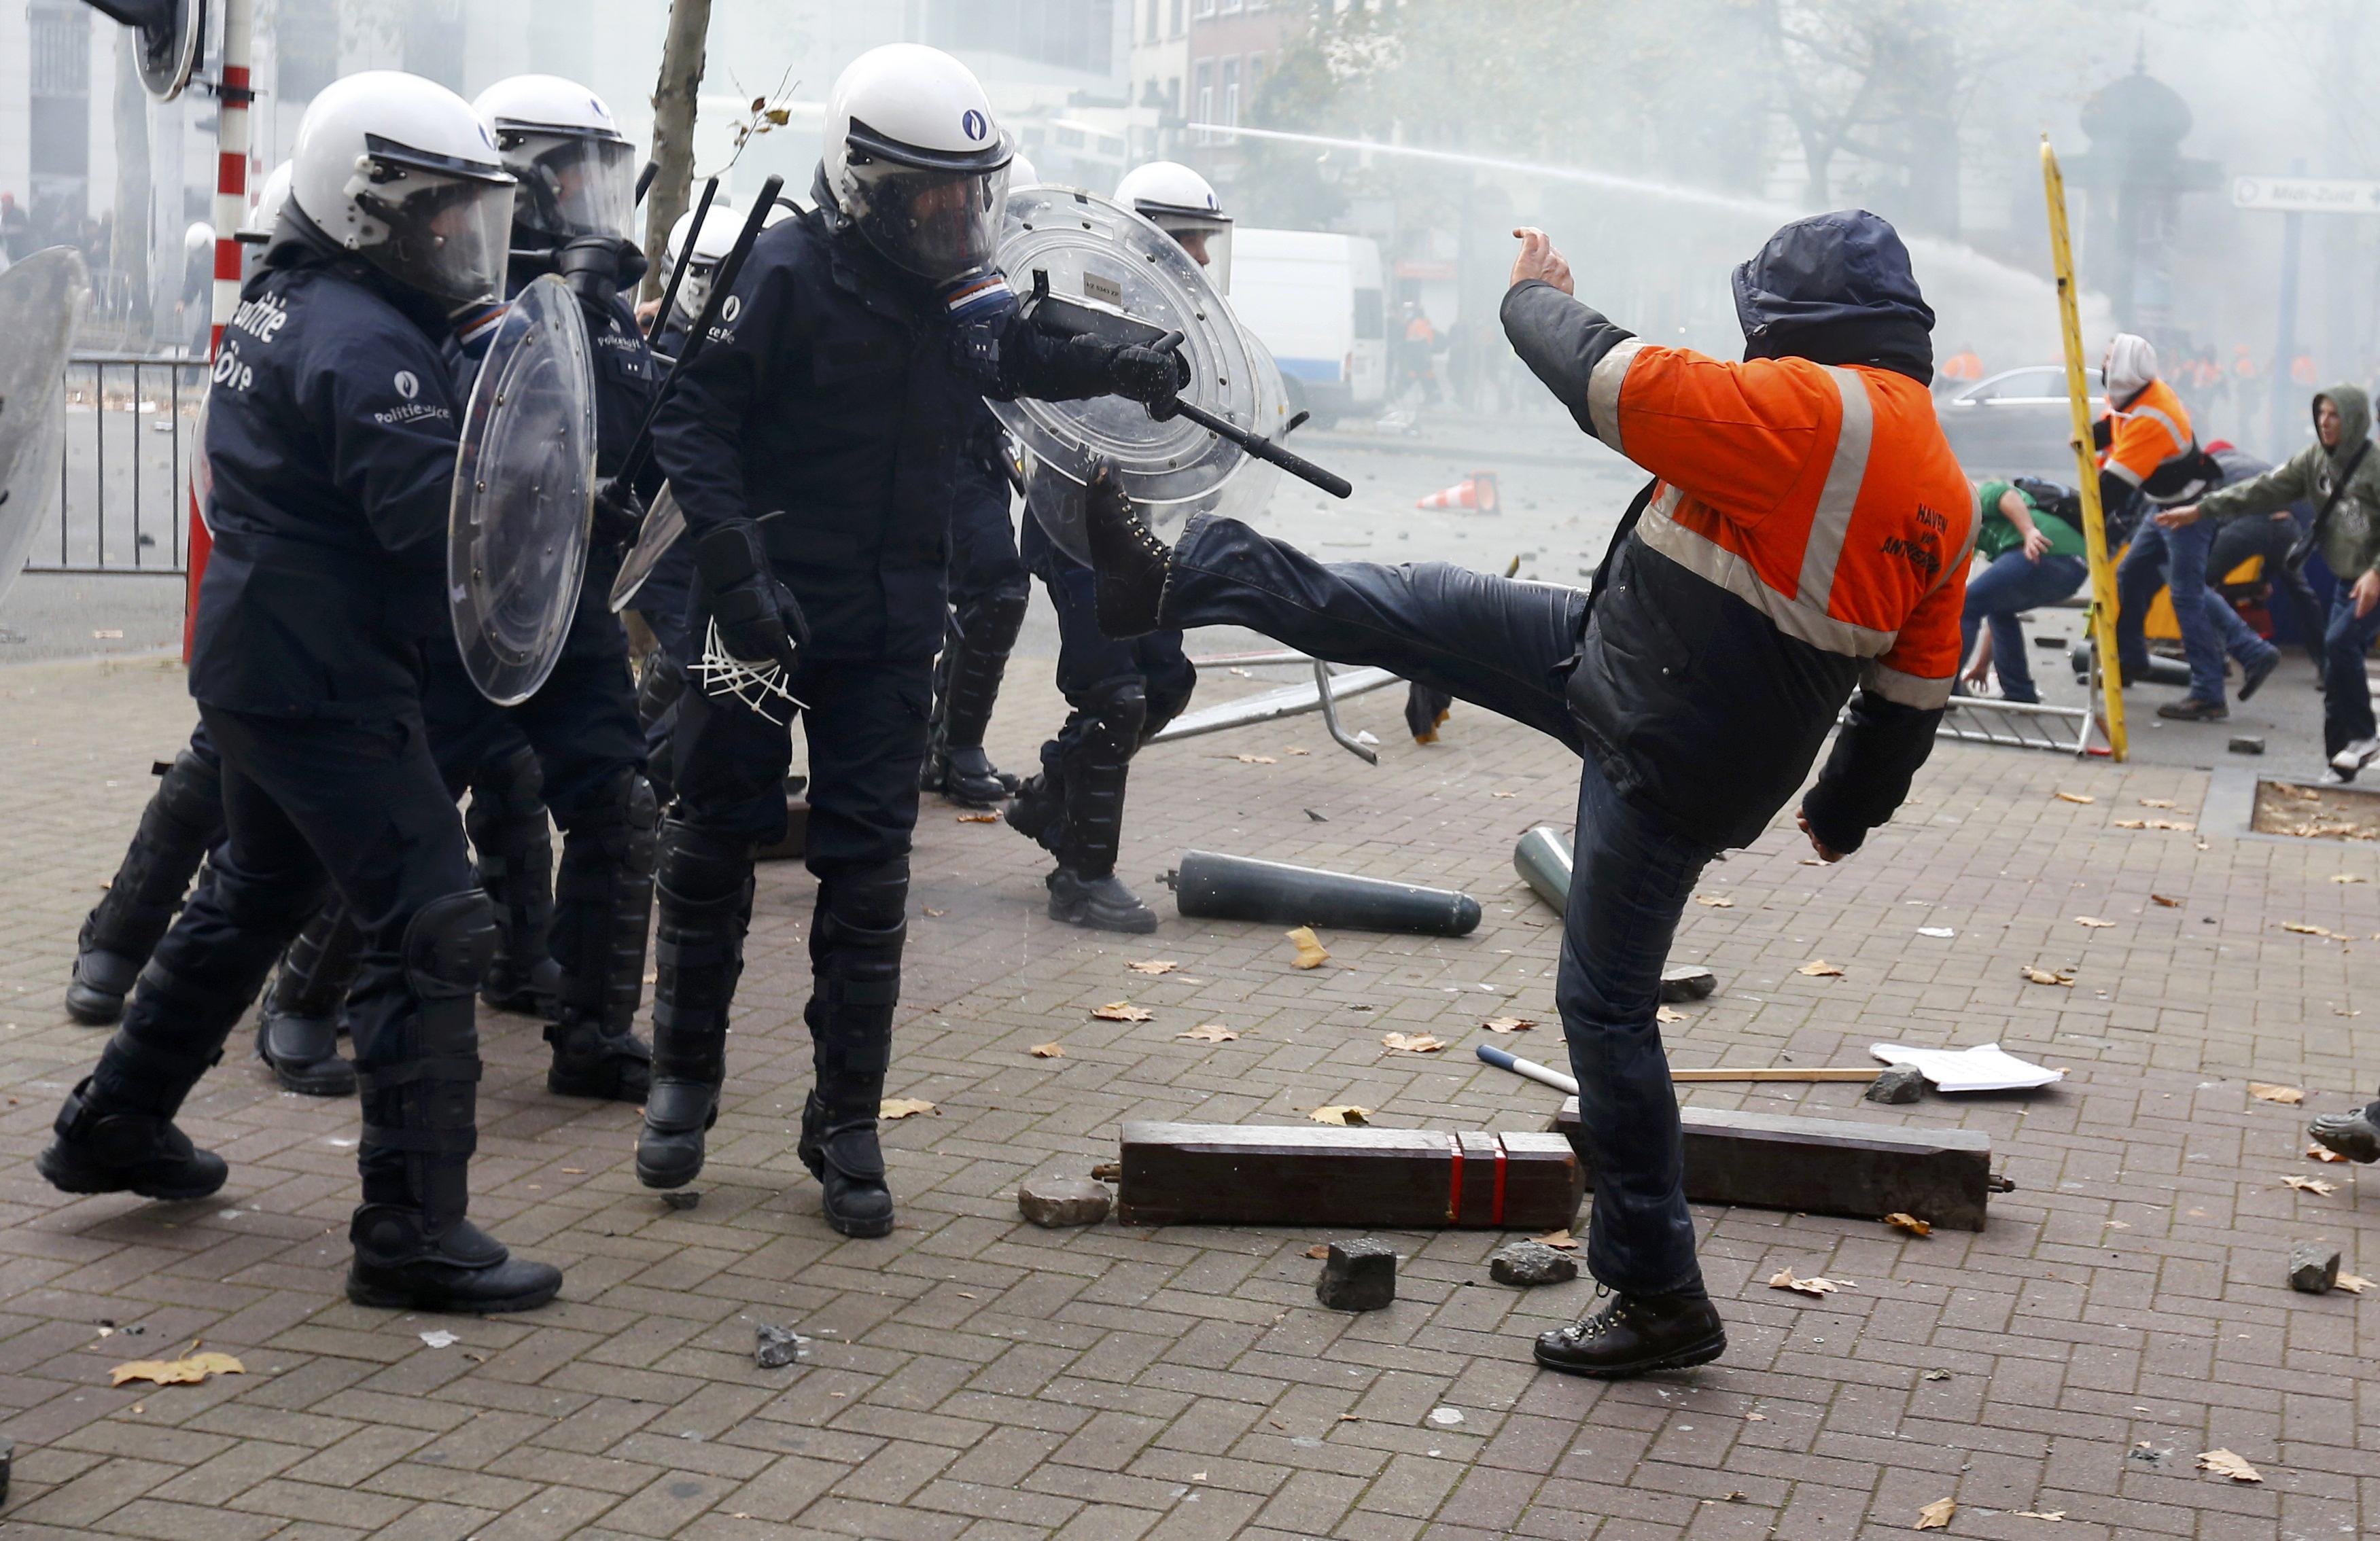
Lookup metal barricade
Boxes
[25,352,210,575]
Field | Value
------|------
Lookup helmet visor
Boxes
[508,130,637,243]
[356,166,515,306]
[1148,213,1231,294]
[849,160,1009,282]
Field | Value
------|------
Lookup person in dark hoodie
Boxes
[1079,210,1973,1379]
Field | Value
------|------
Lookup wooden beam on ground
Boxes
[1552,1098,1996,1231]
[1117,1122,1583,1230]
[1670,1067,1879,1084]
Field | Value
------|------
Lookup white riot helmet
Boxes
[1116,160,1231,291]
[234,161,294,282]
[183,221,215,254]
[1008,152,1040,192]
[821,43,1012,282]
[289,71,516,308]
[661,198,791,330]
[473,74,637,248]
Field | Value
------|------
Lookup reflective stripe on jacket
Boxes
[2098,377,2195,493]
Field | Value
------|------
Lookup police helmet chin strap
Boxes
[688,619,804,726]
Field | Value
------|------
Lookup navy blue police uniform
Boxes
[920,398,1032,804]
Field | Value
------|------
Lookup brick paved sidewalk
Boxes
[5,651,2380,1540]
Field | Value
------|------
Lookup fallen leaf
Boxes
[2332,873,2367,884]
[2074,916,2115,928]
[2114,819,2146,829]
[1917,1497,1957,1530]
[2337,1273,2373,1293]
[1287,747,1310,756]
[1745,1412,1766,1422]
[1090,1161,1121,1181]
[1797,959,1844,977]
[2249,1082,2305,1105]
[1091,1001,1153,1022]
[1482,1016,1535,1033]
[922,907,947,917]
[1337,1413,1361,1422]
[2196,1449,2262,1483]
[110,1351,244,1387]
[1923,1369,1952,1381]
[2146,819,2196,832]
[1767,1269,1844,1297]
[1287,926,1331,970]
[2285,1175,2337,1194]
[2054,791,2095,804]
[1127,959,1179,975]
[1492,791,1516,799]
[2150,893,2182,907]
[1176,1023,1238,1043]
[2309,1146,2349,1163]
[1656,1006,1687,1024]
[1308,1105,1371,1126]
[1884,1212,1933,1237]
[1232,754,1278,764]
[2021,966,2076,986]
[956,812,1000,823]
[2139,798,2177,808]
[879,1097,939,1119]
[2012,1510,2065,1521]
[1531,1228,1579,1250]
[1305,1244,1331,1259]
[560,1167,584,1174]
[2283,922,2345,939]
[1029,1042,1064,1059]
[1694,894,1735,908]
[1382,1032,1446,1055]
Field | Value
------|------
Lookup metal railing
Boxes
[24,352,211,575]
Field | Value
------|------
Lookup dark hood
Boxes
[1732,209,1936,385]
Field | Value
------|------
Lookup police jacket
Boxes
[1504,211,1973,855]
[190,239,464,719]
[650,202,1115,660]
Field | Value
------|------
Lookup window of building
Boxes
[1193,0,1217,17]
[1146,0,1160,41]
[1193,60,1213,139]
[1247,52,1266,105]
[1170,0,1186,35]
[1221,58,1240,127]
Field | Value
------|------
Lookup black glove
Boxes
[693,521,806,675]
[1091,331,1190,417]
[591,477,647,549]
[2090,415,2113,453]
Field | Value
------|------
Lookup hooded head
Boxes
[1732,209,1934,385]
[2102,334,2158,403]
[2315,383,2372,463]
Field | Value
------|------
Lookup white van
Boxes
[1230,230,1387,427]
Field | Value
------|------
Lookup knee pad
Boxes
[958,580,1030,654]
[470,742,544,814]
[402,891,499,999]
[1078,677,1148,761]
[155,745,224,830]
[656,818,754,912]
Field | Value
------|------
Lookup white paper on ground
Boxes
[1868,1041,2064,1093]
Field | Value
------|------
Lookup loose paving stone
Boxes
[2290,1241,2343,1294]
[754,1324,808,1368]
[1017,1175,1111,1228]
[1866,1063,1927,1104]
[1658,963,1717,1001]
[1488,1239,1577,1286]
[1317,1239,1397,1309]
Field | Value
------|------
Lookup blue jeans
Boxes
[2323,586,2380,758]
[1159,512,1710,1294]
[1959,550,2087,703]
[2116,519,2276,704]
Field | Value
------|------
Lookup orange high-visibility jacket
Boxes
[1503,279,1972,853]
[2097,376,2194,493]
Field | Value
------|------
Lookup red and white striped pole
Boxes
[183,0,252,659]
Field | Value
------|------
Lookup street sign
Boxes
[2232,176,2380,214]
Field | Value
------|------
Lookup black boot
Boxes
[347,891,561,1314]
[1083,463,1172,639]
[797,866,905,1238]
[1045,677,1158,932]
[254,904,361,1096]
[635,819,753,1188]
[466,744,555,1014]
[922,586,1028,807]
[1004,764,1065,851]
[68,745,224,1025]
[37,1078,227,1200]
[543,771,658,1101]
[1533,1288,1727,1379]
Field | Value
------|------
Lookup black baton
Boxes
[643,175,718,342]
[1138,329,1352,500]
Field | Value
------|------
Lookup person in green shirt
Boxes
[1957,478,2089,703]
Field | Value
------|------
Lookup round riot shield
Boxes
[0,247,92,615]
[448,273,597,706]
[991,188,1287,565]
[608,482,684,614]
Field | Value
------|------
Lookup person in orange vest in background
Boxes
[1079,210,1972,1380]
[1939,341,1983,387]
[2105,333,2279,720]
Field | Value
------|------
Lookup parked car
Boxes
[1935,364,2105,476]
[1229,230,1388,428]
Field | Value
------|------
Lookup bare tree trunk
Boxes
[111,31,154,345]
[641,0,714,302]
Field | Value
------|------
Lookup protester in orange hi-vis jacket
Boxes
[1939,342,1983,384]
[1079,209,1972,1381]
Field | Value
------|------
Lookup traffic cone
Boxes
[1416,471,1500,514]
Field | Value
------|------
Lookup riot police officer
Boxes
[640,43,1183,1237]
[39,71,562,1312]
[1004,162,1225,933]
